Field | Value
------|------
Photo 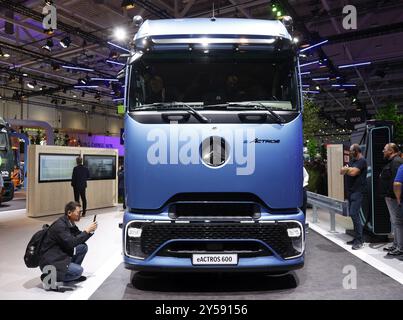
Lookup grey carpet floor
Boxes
[90,230,403,300]
[0,199,26,212]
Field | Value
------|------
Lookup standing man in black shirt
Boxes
[340,144,368,250]
[71,157,90,217]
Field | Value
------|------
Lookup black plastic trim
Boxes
[129,110,299,124]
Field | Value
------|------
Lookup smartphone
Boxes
[93,215,97,222]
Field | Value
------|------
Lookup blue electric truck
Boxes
[122,17,305,274]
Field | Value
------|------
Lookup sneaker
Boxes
[75,276,87,282]
[346,239,356,245]
[352,242,363,250]
[386,249,403,257]
[383,245,397,252]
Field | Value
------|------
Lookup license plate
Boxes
[192,253,238,265]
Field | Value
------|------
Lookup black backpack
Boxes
[24,223,52,268]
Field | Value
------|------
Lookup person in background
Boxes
[71,157,90,217]
[392,165,403,257]
[39,201,97,286]
[118,165,126,210]
[301,166,309,217]
[0,171,3,205]
[379,143,403,255]
[340,144,368,250]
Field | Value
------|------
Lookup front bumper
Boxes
[124,256,304,272]
[122,211,305,272]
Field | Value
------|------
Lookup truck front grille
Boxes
[126,221,303,259]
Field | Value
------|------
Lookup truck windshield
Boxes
[128,51,299,111]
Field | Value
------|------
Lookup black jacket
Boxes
[71,165,90,190]
[39,215,92,281]
[379,155,403,198]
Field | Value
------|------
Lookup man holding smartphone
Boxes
[39,201,97,285]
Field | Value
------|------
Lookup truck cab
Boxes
[122,18,305,273]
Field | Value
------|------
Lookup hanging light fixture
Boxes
[42,39,54,52]
[60,36,71,48]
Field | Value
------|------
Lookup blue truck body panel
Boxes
[122,17,305,273]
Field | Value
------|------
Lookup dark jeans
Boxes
[385,198,403,250]
[74,188,87,214]
[119,188,126,209]
[348,192,364,243]
[64,243,88,282]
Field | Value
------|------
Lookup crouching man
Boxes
[39,201,97,286]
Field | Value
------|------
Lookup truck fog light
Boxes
[287,228,301,238]
[128,227,142,238]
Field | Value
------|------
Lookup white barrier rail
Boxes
[307,191,349,232]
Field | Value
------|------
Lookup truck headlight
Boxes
[287,228,301,238]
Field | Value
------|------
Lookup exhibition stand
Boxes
[27,145,118,217]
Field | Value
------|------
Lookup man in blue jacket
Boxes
[71,157,90,216]
[392,165,403,257]
[39,201,97,284]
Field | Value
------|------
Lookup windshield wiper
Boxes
[203,102,286,124]
[135,102,210,123]
[253,102,286,124]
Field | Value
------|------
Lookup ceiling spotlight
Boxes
[121,0,135,9]
[78,78,87,85]
[44,28,54,35]
[51,62,60,71]
[27,81,37,89]
[113,27,127,41]
[73,94,77,98]
[109,50,119,59]
[42,39,54,52]
[60,36,71,48]
[0,48,10,58]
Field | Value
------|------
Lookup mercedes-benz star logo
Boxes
[200,136,230,167]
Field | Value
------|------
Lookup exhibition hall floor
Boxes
[1,206,402,300]
[0,190,26,212]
